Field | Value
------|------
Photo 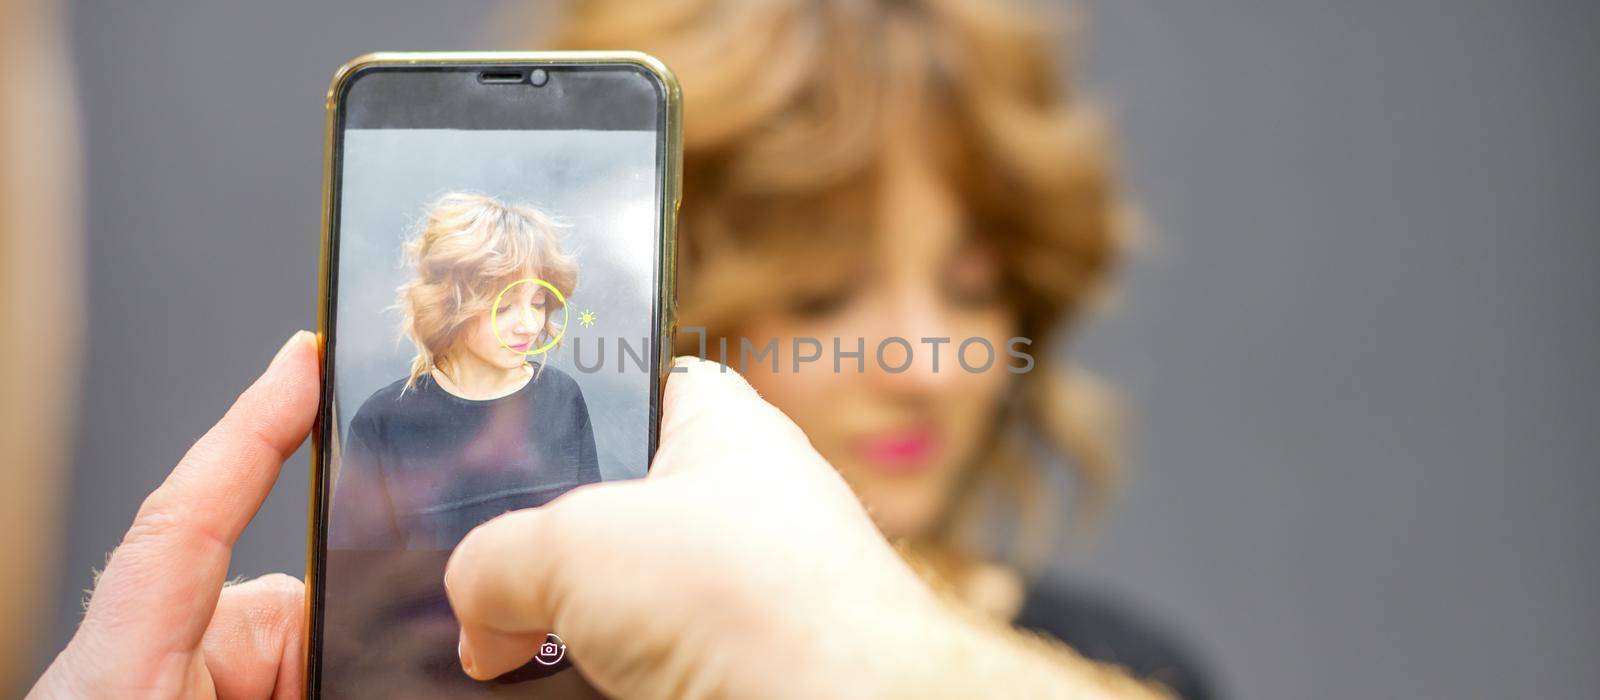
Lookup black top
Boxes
[329,364,600,550]
[1016,580,1219,700]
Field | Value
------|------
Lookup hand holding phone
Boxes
[444,358,949,698]
[30,332,320,699]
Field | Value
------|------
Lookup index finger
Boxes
[76,331,320,653]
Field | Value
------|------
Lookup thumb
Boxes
[443,358,812,680]
[652,356,814,478]
[443,505,574,680]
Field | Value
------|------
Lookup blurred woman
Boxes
[535,0,1217,697]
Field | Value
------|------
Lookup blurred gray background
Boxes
[336,128,660,481]
[53,1,1600,698]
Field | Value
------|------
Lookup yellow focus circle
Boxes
[491,277,569,356]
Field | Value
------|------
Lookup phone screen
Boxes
[312,57,675,698]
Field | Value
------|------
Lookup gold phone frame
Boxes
[305,51,681,696]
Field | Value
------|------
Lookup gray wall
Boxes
[53,1,1600,698]
[1073,1,1600,698]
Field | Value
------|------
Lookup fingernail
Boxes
[270,330,311,369]
[458,632,475,677]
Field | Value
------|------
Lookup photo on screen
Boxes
[320,125,660,697]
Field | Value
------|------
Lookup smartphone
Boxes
[307,52,680,698]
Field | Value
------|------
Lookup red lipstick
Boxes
[857,426,941,475]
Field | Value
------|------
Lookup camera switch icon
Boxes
[534,633,567,666]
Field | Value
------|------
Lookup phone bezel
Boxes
[306,51,681,697]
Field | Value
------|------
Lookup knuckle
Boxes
[124,496,187,547]
[126,483,231,555]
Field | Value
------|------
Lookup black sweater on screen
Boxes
[329,364,600,550]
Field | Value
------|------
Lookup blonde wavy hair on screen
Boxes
[397,192,577,390]
[532,0,1129,570]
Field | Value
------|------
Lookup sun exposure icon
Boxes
[578,308,597,328]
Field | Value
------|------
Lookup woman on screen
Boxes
[330,192,600,550]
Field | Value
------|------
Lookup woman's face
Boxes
[458,282,549,372]
[738,138,1017,541]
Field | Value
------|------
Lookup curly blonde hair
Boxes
[536,0,1126,566]
[397,192,578,389]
